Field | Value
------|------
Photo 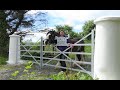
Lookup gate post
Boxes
[7,35,20,64]
[40,37,43,69]
[94,16,120,80]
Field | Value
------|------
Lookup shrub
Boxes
[0,56,7,65]
[49,71,93,80]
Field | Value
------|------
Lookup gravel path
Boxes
[0,64,61,80]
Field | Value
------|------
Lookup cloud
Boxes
[28,10,120,23]
[24,10,120,42]
[46,10,97,21]
[26,10,40,15]
[73,24,83,32]
[45,10,120,32]
[27,10,120,33]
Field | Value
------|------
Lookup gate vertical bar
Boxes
[91,29,94,78]
[40,37,43,69]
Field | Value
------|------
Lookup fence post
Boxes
[91,29,94,78]
[40,37,43,69]
[7,34,20,64]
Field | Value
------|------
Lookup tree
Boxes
[55,25,72,33]
[82,20,95,41]
[55,25,81,39]
[0,11,10,56]
[0,10,47,57]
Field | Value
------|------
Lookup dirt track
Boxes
[0,64,61,80]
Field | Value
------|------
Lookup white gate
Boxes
[20,34,42,66]
[9,29,95,77]
[41,29,95,77]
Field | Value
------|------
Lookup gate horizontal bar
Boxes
[43,64,91,75]
[43,44,92,47]
[43,51,92,55]
[43,57,91,65]
[21,55,40,58]
[43,57,72,62]
[20,50,40,52]
[19,45,40,47]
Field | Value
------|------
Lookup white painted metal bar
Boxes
[20,50,40,52]
[43,57,72,62]
[75,32,92,44]
[43,63,91,75]
[43,32,92,68]
[69,68,92,76]
[74,61,91,65]
[20,44,39,64]
[43,53,62,64]
[57,44,91,73]
[64,52,92,55]
[43,63,70,69]
[19,45,40,47]
[43,51,91,55]
[59,51,90,73]
[54,44,92,46]
[18,31,93,76]
[72,60,87,72]
[70,48,72,71]
[32,61,41,64]
[69,44,92,46]
[43,57,91,65]
[44,46,64,64]
[21,55,40,58]
[91,29,95,77]
[20,37,41,56]
[63,32,92,52]
[40,37,43,69]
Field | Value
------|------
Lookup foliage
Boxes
[11,71,20,80]
[9,61,49,80]
[10,61,36,80]
[55,25,82,39]
[55,25,72,33]
[0,56,7,65]
[8,61,93,80]
[0,10,47,56]
[49,71,93,80]
[82,20,95,41]
[0,11,9,57]
[84,40,91,53]
[69,54,75,59]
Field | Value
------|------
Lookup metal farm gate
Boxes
[20,29,95,77]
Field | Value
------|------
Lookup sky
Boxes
[24,10,120,42]
[27,10,120,33]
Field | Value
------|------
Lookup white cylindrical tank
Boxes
[94,16,120,80]
[7,35,20,64]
